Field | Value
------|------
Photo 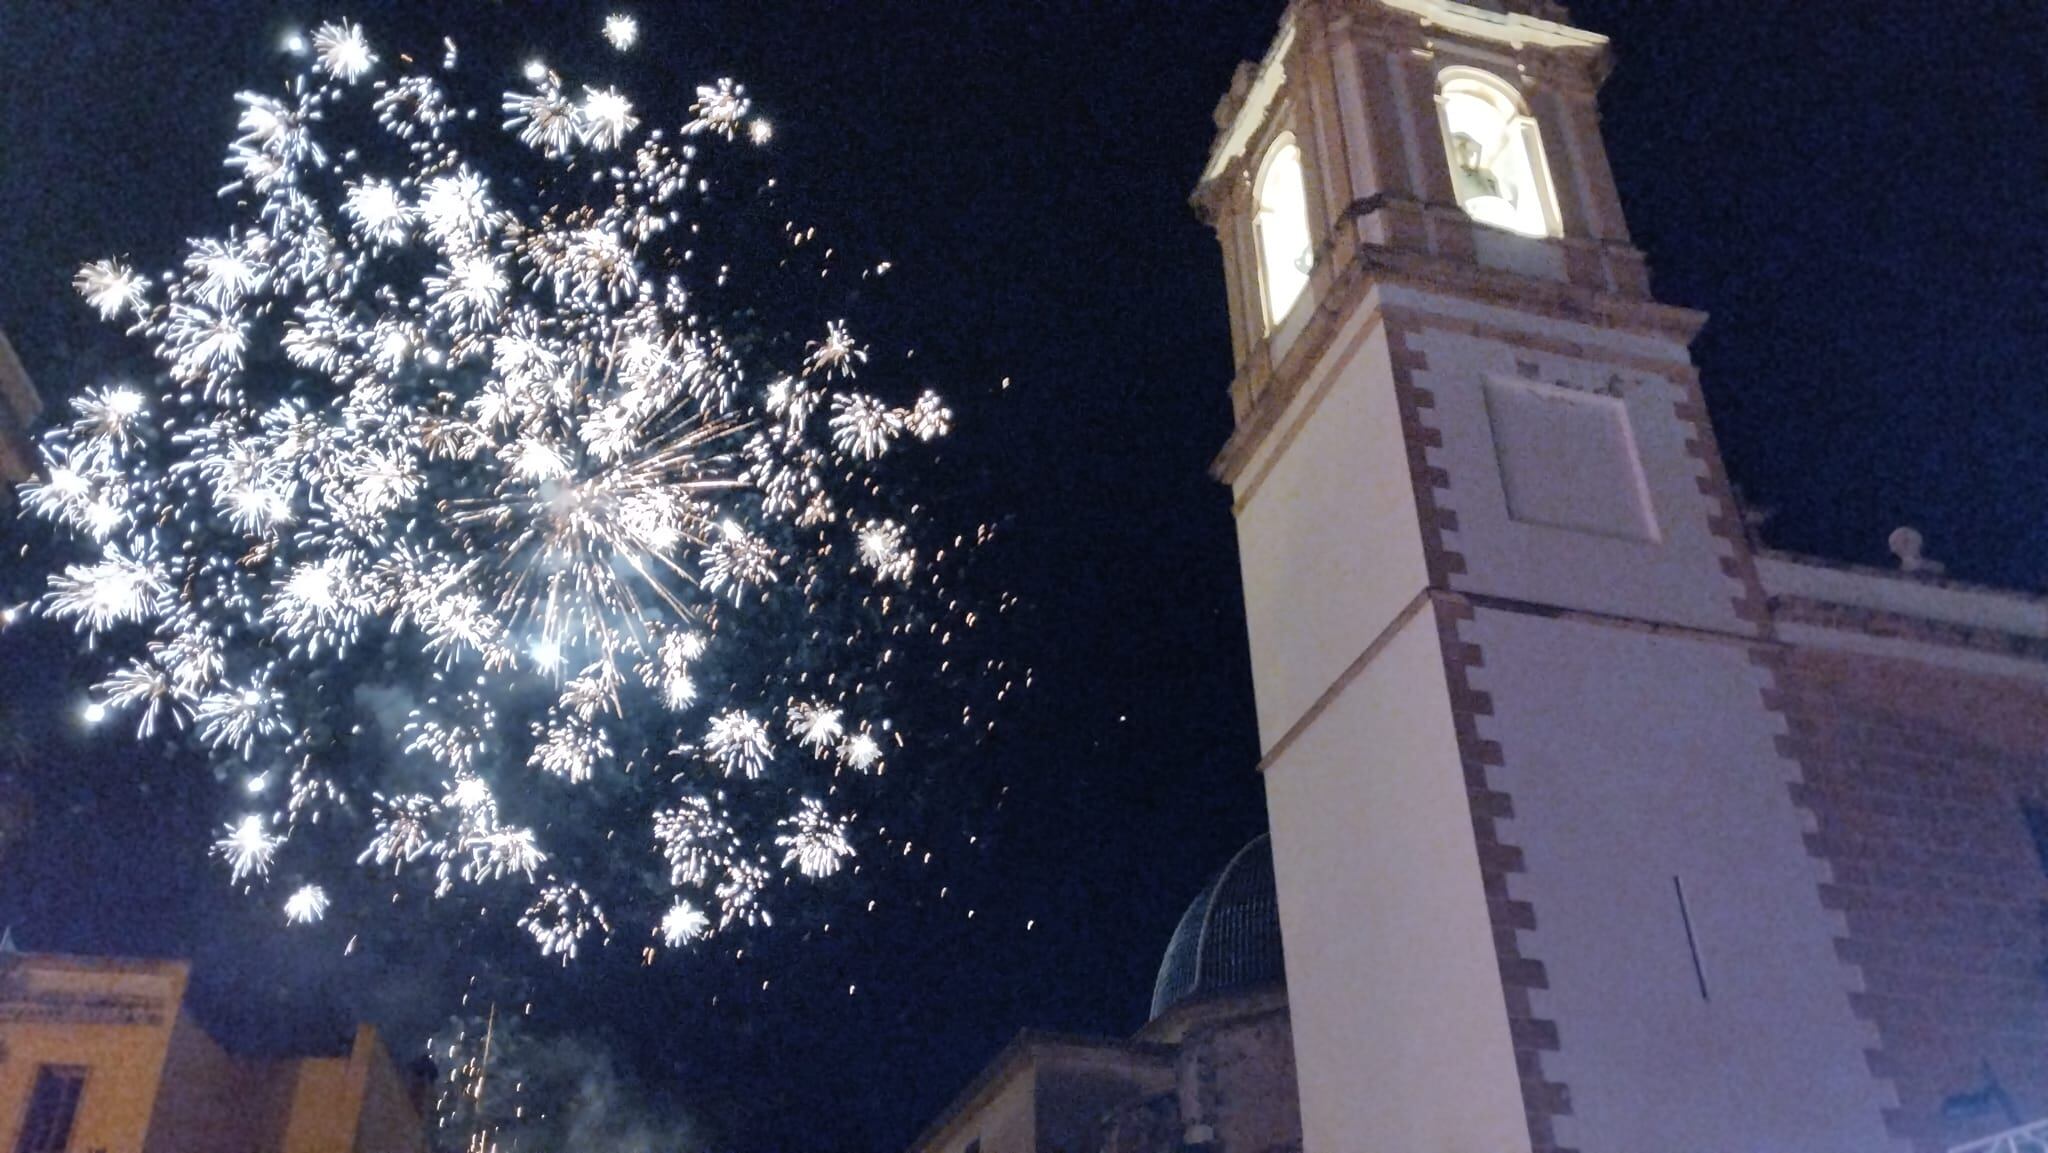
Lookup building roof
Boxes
[1148,834,1285,1021]
[899,1030,1173,1153]
[1757,549,2048,682]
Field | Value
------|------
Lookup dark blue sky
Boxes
[1,3,2044,1150]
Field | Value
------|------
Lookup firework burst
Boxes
[19,17,989,958]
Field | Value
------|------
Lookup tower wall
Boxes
[1389,294,1753,634]
[1231,299,1431,742]
[1236,278,1533,1150]
[1262,601,1530,1152]
[1462,606,1899,1149]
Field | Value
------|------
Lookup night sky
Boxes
[2,3,2045,1150]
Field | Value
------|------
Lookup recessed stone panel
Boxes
[1482,374,1658,543]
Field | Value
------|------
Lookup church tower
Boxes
[1197,3,1906,1150]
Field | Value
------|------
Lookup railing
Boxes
[1951,1119,2048,1153]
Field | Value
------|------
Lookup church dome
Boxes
[1148,833,1285,1020]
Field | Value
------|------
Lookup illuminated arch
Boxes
[1253,136,1313,329]
[1436,68,1559,239]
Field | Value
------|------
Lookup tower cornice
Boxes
[1370,0,1604,53]
[1198,14,1298,194]
[1211,249,1706,487]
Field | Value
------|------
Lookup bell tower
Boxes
[1198,2,1906,1150]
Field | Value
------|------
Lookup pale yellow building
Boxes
[0,951,429,1153]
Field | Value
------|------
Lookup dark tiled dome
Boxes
[1149,833,1285,1020]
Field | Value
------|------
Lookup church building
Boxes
[904,1,2048,1151]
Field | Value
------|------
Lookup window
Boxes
[14,1066,87,1153]
[1437,69,1558,239]
[1253,137,1313,330]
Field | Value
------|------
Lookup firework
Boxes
[215,815,281,883]
[602,14,639,52]
[775,798,854,879]
[22,17,974,957]
[284,884,331,924]
[658,900,710,947]
[520,881,609,960]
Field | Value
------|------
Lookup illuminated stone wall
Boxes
[0,956,185,1153]
[0,953,426,1153]
[1770,613,2048,1151]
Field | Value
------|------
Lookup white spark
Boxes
[905,390,954,441]
[828,393,901,460]
[788,701,843,751]
[654,795,732,887]
[360,794,438,869]
[530,719,612,783]
[311,20,376,82]
[215,814,280,883]
[520,882,609,960]
[343,180,412,247]
[776,798,853,879]
[419,168,494,246]
[529,636,566,671]
[284,885,330,924]
[839,730,884,773]
[73,260,147,319]
[194,683,282,754]
[603,14,640,51]
[658,900,710,946]
[465,827,548,882]
[639,630,702,711]
[446,774,494,813]
[702,521,777,600]
[504,436,574,482]
[576,87,639,151]
[856,519,915,583]
[71,386,147,454]
[95,662,176,735]
[166,304,249,376]
[46,552,165,630]
[703,710,771,779]
[803,320,867,379]
[714,859,772,929]
[685,79,750,139]
[503,81,578,158]
[426,253,508,329]
[185,239,263,309]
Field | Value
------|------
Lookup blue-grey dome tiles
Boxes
[1149,833,1285,1020]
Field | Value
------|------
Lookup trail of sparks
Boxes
[21,16,983,959]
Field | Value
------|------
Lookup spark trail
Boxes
[18,14,993,959]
